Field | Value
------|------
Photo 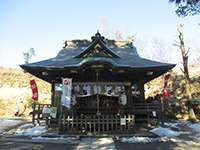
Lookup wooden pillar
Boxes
[138,81,145,102]
[51,81,55,106]
[126,84,133,106]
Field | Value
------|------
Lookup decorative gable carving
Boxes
[75,32,120,58]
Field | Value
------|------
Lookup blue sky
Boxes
[0,0,199,67]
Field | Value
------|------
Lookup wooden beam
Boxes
[72,81,131,86]
[51,81,55,106]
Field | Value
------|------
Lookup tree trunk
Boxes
[177,25,196,121]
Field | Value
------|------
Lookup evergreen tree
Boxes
[169,0,200,16]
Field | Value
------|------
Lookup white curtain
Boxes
[61,78,72,108]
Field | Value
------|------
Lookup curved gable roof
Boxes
[20,32,175,80]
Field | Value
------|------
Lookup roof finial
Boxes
[95,30,101,37]
[63,40,68,48]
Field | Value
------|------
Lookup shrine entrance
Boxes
[74,94,120,115]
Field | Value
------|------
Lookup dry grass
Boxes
[146,64,200,99]
[146,64,200,119]
[0,67,51,118]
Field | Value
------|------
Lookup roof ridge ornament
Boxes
[63,40,68,48]
[91,30,105,42]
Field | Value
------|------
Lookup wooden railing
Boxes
[32,103,52,125]
[60,114,134,134]
[77,103,161,114]
[132,103,161,113]
[33,103,162,129]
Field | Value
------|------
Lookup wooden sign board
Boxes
[50,107,57,118]
[120,117,126,125]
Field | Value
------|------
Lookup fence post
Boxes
[32,102,36,126]
[161,99,164,125]
[147,104,150,125]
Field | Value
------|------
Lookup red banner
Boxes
[164,88,169,97]
[30,79,38,101]
[163,74,171,97]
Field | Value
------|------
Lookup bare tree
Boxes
[195,55,200,64]
[126,35,135,43]
[190,46,200,64]
[114,30,124,40]
[99,18,109,37]
[194,45,200,64]
[152,38,172,63]
[134,35,149,58]
[23,48,36,64]
[175,25,190,80]
[174,24,196,120]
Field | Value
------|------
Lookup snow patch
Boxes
[150,127,180,137]
[0,119,23,127]
[159,137,182,143]
[188,123,200,133]
[164,121,189,130]
[164,122,180,129]
[185,140,200,146]
[159,137,200,145]
[195,133,200,138]
[120,137,157,143]
[15,125,47,136]
[18,123,34,129]
[0,119,23,134]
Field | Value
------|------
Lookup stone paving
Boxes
[76,137,116,150]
